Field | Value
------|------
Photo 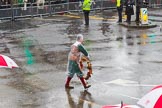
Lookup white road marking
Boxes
[94,79,158,101]
[118,93,140,100]
[104,79,158,87]
[104,79,138,85]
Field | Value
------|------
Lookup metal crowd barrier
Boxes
[0,0,161,21]
[149,0,162,8]
[0,0,116,20]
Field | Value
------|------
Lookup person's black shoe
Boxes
[136,22,139,25]
[127,22,131,25]
[117,21,122,24]
[84,85,91,89]
[84,24,89,26]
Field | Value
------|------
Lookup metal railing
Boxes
[0,0,116,20]
[149,0,162,7]
[0,0,162,20]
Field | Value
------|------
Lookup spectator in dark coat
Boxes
[125,0,135,24]
[135,0,142,24]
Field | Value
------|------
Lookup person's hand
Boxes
[87,55,90,61]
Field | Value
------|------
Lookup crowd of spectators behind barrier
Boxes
[0,0,162,9]
[0,0,82,8]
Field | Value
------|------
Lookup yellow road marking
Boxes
[63,14,81,18]
[64,14,116,21]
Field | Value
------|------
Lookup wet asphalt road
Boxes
[0,10,162,108]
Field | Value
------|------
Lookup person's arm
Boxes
[82,0,88,9]
[78,44,89,57]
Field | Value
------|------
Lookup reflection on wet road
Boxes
[65,89,97,108]
[0,12,162,108]
[23,38,35,65]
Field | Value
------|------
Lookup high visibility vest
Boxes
[116,0,121,7]
[82,0,91,11]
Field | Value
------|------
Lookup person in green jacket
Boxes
[65,34,91,89]
[82,0,92,26]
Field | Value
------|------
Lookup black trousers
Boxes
[83,10,90,25]
[117,7,123,22]
[127,14,131,24]
[136,6,140,22]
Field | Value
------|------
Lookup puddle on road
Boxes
[14,34,70,69]
[0,31,69,97]
[0,18,68,32]
[65,89,96,108]
[7,71,48,108]
[99,19,111,36]
[0,20,37,31]
[0,14,162,108]
[116,31,162,46]
[148,61,162,63]
[0,31,25,54]
[139,33,162,45]
[43,50,68,64]
[8,69,49,94]
[66,20,82,35]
